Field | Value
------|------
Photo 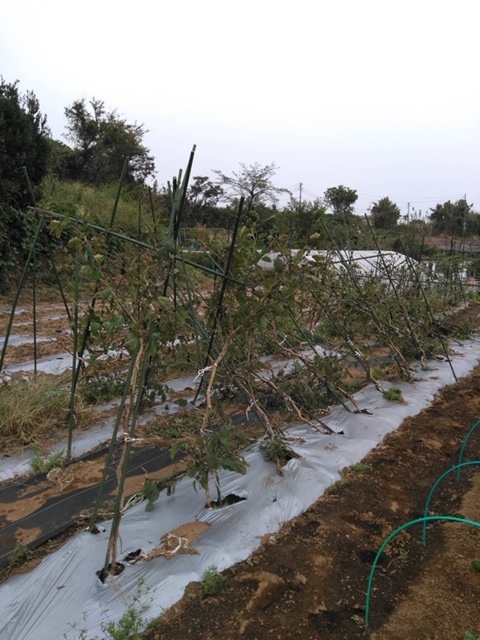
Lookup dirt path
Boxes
[142,367,480,640]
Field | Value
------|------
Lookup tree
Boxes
[429,199,478,236]
[324,185,358,215]
[62,98,155,186]
[213,162,290,213]
[370,197,401,229]
[0,77,51,208]
[281,197,327,246]
[184,176,224,227]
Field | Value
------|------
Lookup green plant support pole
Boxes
[173,146,196,243]
[0,216,44,371]
[103,333,153,573]
[422,460,480,545]
[32,249,37,377]
[394,231,458,383]
[457,419,480,481]
[89,345,139,529]
[148,186,158,237]
[321,221,411,379]
[365,515,480,631]
[108,157,129,234]
[162,147,196,299]
[66,236,80,460]
[193,197,244,403]
[23,167,72,325]
[73,160,130,395]
[365,216,427,366]
[282,310,353,413]
[178,255,204,371]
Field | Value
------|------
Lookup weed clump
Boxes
[9,536,34,566]
[200,565,226,597]
[30,443,64,473]
[383,387,403,402]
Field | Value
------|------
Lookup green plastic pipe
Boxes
[365,515,480,631]
[457,419,480,481]
[422,460,480,545]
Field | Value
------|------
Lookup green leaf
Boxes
[471,559,480,572]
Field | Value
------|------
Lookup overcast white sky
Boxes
[2,0,479,216]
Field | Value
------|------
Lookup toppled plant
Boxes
[260,434,298,468]
[171,424,247,508]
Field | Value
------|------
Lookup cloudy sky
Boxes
[2,0,478,216]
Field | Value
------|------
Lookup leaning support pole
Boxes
[162,145,197,299]
[103,331,153,575]
[193,196,244,403]
[0,216,44,372]
[321,221,411,379]
[394,231,458,383]
[88,345,139,530]
[300,272,386,393]
[73,159,130,395]
[365,216,428,368]
[23,168,72,325]
[66,234,80,460]
[32,249,38,376]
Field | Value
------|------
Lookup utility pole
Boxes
[407,201,410,223]
[291,183,303,246]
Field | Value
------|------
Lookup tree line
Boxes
[1,76,479,291]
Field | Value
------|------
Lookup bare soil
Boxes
[2,296,480,639]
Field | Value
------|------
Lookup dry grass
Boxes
[0,373,91,448]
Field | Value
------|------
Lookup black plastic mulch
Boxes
[0,445,178,568]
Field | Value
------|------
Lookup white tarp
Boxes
[1,339,480,639]
[258,249,413,276]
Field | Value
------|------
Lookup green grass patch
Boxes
[351,462,373,473]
